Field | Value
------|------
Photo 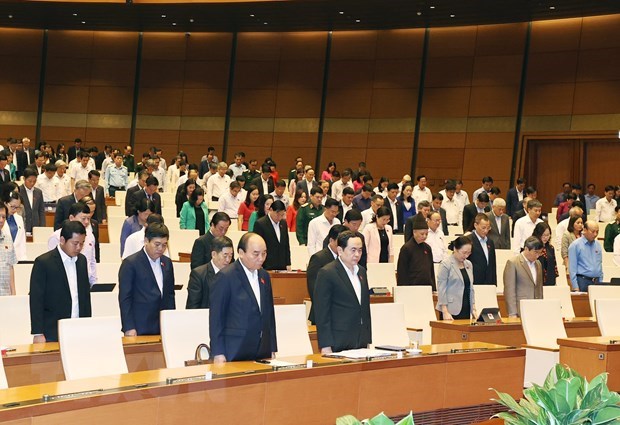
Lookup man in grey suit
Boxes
[503,236,544,317]
[486,197,511,250]
[19,168,45,233]
[186,236,234,309]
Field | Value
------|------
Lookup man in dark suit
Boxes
[432,193,449,236]
[124,170,148,216]
[468,213,497,285]
[54,180,92,230]
[385,183,404,234]
[296,168,318,197]
[253,200,291,271]
[119,223,175,336]
[210,233,277,363]
[88,170,107,224]
[0,153,10,188]
[19,169,45,233]
[30,221,92,343]
[25,151,46,175]
[314,230,371,353]
[251,163,275,196]
[186,236,234,309]
[190,212,232,269]
[487,198,511,250]
[462,192,490,233]
[95,144,112,170]
[130,176,162,215]
[404,200,431,243]
[397,213,436,290]
[506,178,526,218]
[20,137,35,167]
[67,138,83,163]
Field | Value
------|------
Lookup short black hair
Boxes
[433,193,444,201]
[275,180,286,188]
[22,168,37,179]
[387,182,399,191]
[476,192,490,203]
[310,187,323,196]
[212,236,233,253]
[145,223,169,240]
[69,202,90,217]
[135,198,155,215]
[516,178,526,185]
[261,164,271,174]
[337,230,363,249]
[482,176,494,183]
[270,200,286,212]
[60,221,86,241]
[361,184,373,193]
[325,198,339,209]
[328,224,347,241]
[344,209,362,222]
[45,163,57,172]
[445,183,456,191]
[211,212,231,226]
[146,213,164,225]
[88,170,100,179]
[342,187,355,196]
[145,176,159,187]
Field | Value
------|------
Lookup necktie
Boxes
[7,215,17,241]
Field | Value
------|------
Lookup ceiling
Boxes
[0,0,618,33]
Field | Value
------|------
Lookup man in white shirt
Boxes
[426,211,446,263]
[452,180,470,208]
[307,198,341,255]
[331,170,354,201]
[270,180,289,208]
[70,152,93,191]
[37,163,60,204]
[397,174,412,193]
[151,157,166,193]
[472,176,494,203]
[206,162,231,201]
[122,214,169,259]
[228,152,247,178]
[441,182,462,227]
[338,187,355,222]
[412,174,433,206]
[54,161,72,199]
[513,199,543,253]
[360,194,385,231]
[218,181,242,221]
[595,185,617,223]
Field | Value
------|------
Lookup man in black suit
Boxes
[0,153,11,190]
[210,233,277,363]
[253,200,291,271]
[190,212,232,269]
[314,230,371,353]
[462,192,490,233]
[431,193,449,236]
[54,179,92,230]
[119,223,175,336]
[125,170,149,216]
[25,151,46,175]
[404,200,431,243]
[67,138,82,163]
[468,213,497,285]
[397,213,436,290]
[95,144,112,170]
[251,163,275,196]
[19,169,45,233]
[296,168,318,197]
[506,178,526,218]
[88,170,107,224]
[130,176,162,215]
[186,236,234,309]
[487,198,511,250]
[384,183,403,234]
[30,221,92,343]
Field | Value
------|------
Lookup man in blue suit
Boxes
[210,232,277,363]
[119,223,175,336]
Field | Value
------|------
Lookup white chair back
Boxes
[91,292,121,317]
[370,303,410,347]
[588,285,620,319]
[173,262,191,289]
[58,316,127,380]
[543,285,575,319]
[0,355,7,389]
[160,309,210,368]
[26,243,50,261]
[226,230,246,252]
[107,216,126,247]
[393,286,436,345]
[100,243,122,263]
[473,285,499,314]
[168,229,200,261]
[107,206,126,218]
[291,246,310,271]
[114,190,126,207]
[175,289,188,310]
[366,263,397,290]
[274,304,313,357]
[520,299,566,349]
[13,264,33,296]
[32,226,54,243]
[595,299,620,336]
[289,232,300,247]
[96,262,121,285]
[0,295,32,345]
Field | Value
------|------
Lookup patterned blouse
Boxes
[0,232,17,296]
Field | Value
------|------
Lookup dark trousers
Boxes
[577,276,597,292]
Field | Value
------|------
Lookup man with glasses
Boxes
[503,236,544,317]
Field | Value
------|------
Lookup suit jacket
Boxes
[362,222,393,263]
[251,176,275,196]
[125,185,142,216]
[306,247,337,323]
[54,194,79,230]
[25,163,43,175]
[386,199,404,234]
[131,189,162,215]
[296,179,318,197]
[18,185,45,233]
[16,151,28,176]
[119,250,176,335]
[435,256,475,316]
[209,261,277,361]
[396,239,436,290]
[186,262,217,309]
[95,152,108,170]
[67,146,81,163]
[190,231,216,269]
[253,215,291,270]
[506,187,523,218]
[92,185,107,222]
[468,232,497,285]
[314,260,371,352]
[0,168,10,185]
[432,207,449,236]
[29,248,92,342]
[462,204,490,233]
[503,254,543,317]
[486,211,511,250]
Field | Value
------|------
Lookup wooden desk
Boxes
[431,317,600,346]
[0,344,524,424]
[2,336,164,387]
[178,252,191,263]
[269,271,309,304]
[558,336,620,391]
[105,197,116,207]
[99,223,109,243]
[44,211,55,228]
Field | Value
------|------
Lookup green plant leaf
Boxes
[492,390,532,417]
[591,406,620,424]
[336,415,362,425]
[367,412,395,425]
[556,377,581,410]
[395,413,415,425]
[494,412,530,425]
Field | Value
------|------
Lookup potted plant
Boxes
[492,364,620,424]
[337,412,415,425]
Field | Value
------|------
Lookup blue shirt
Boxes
[584,194,600,214]
[120,215,143,255]
[568,236,603,289]
[105,165,129,189]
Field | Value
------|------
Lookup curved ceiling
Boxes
[0,0,618,32]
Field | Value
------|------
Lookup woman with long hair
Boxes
[238,185,259,231]
[286,189,307,232]
[532,222,558,286]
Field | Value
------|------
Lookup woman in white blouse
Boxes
[362,206,394,263]
[2,191,26,262]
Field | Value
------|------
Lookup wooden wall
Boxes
[0,14,619,197]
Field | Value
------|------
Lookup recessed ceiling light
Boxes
[172,22,177,26]
[549,6,555,9]
[430,6,435,9]
[339,11,344,15]
[355,19,361,23]
[263,22,268,25]
[250,14,255,17]
[72,13,77,16]
[416,11,422,16]
[161,14,166,18]
[8,15,12,19]
[81,21,85,24]
[189,18,194,23]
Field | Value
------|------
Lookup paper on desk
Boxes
[265,360,304,367]
[330,348,395,359]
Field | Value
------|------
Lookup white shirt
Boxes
[24,186,34,210]
[57,246,80,318]
[596,198,617,223]
[228,163,246,178]
[474,230,489,262]
[123,228,171,260]
[176,174,204,189]
[555,218,569,248]
[49,227,97,286]
[472,186,488,203]
[387,197,399,231]
[426,227,446,263]
[37,174,59,202]
[144,248,163,297]
[270,216,281,242]
[453,190,470,208]
[101,156,113,176]
[331,180,354,202]
[307,214,341,255]
[412,185,432,206]
[341,201,353,220]
[127,178,139,189]
[441,196,462,225]
[360,208,375,231]
[218,191,241,218]
[270,191,290,209]
[70,164,92,182]
[338,258,361,304]
[494,214,503,235]
[259,177,270,195]
[513,216,543,253]
[240,261,261,311]
[522,253,538,284]
[152,168,166,192]
[206,173,231,200]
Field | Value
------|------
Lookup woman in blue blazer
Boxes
[436,236,476,320]
[180,186,210,235]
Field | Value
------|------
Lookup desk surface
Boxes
[557,336,620,351]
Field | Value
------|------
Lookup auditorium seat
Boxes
[588,285,620,320]
[168,229,199,261]
[393,286,436,345]
[107,216,125,247]
[175,290,188,310]
[290,246,309,271]
[107,206,125,218]
[473,285,499,315]
[603,266,620,280]
[26,242,50,261]
[0,295,32,346]
[366,263,397,290]
[100,243,122,263]
[91,292,121,317]
[96,262,121,286]
[13,263,33,296]
[173,262,191,289]
[32,227,54,243]
[160,309,210,368]
[225,230,245,252]
[595,299,620,336]
[288,232,299,247]
[114,190,126,207]
[370,303,409,347]
[543,285,575,319]
[58,316,128,380]
[274,304,313,357]
[160,193,175,208]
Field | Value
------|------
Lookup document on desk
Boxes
[259,360,303,367]
[329,348,395,359]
